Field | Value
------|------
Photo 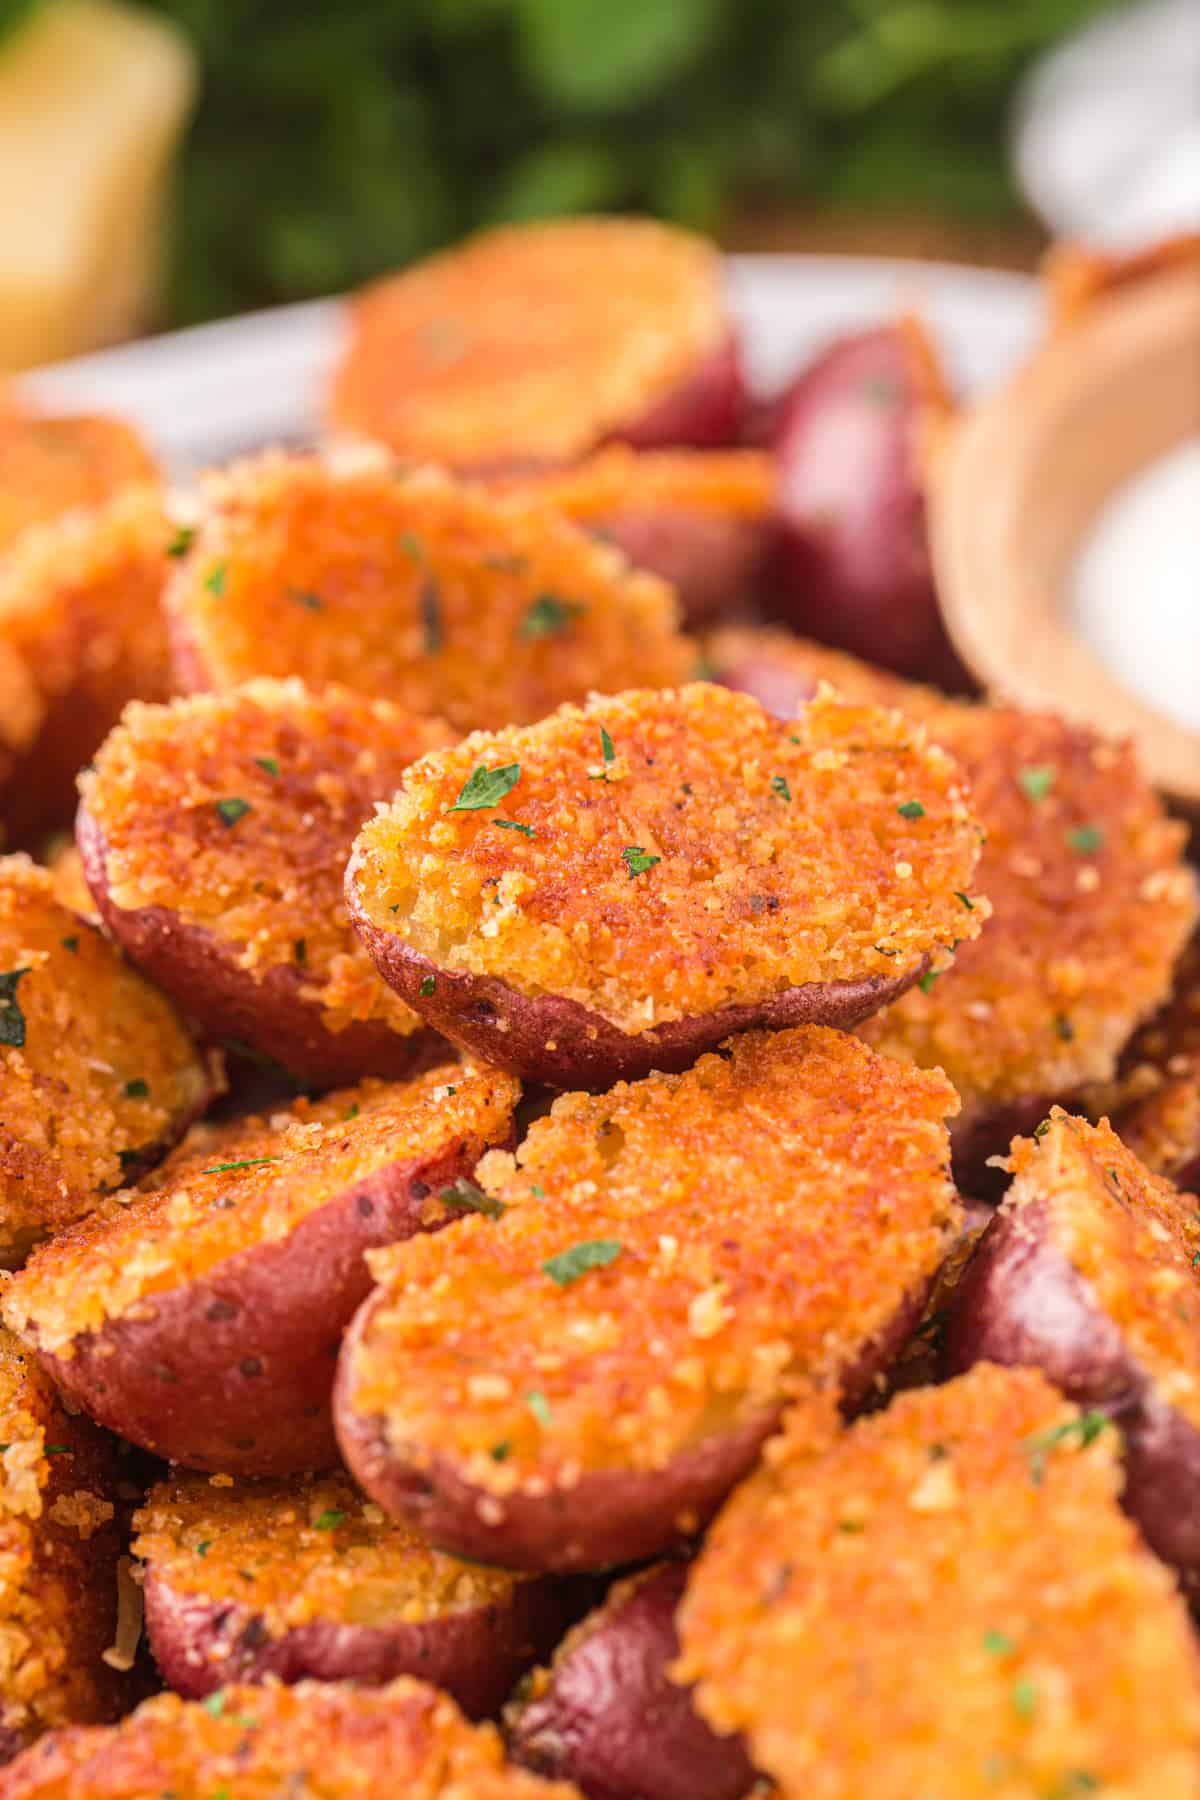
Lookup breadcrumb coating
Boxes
[860,705,1196,1114]
[1003,1111,1200,1432]
[80,680,451,1039]
[0,1329,124,1752]
[676,1364,1200,1799]
[0,1676,582,1797]
[134,1468,530,1638]
[0,486,175,845]
[0,412,156,555]
[165,454,692,734]
[350,684,985,1034]
[330,216,730,465]
[0,856,211,1266]
[495,447,774,523]
[3,1062,518,1356]
[348,1028,959,1490]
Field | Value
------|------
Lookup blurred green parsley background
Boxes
[16,0,1115,323]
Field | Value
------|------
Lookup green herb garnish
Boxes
[166,524,195,558]
[1066,823,1104,855]
[519,594,582,639]
[1017,765,1056,802]
[917,969,940,995]
[1011,1676,1039,1719]
[897,800,925,820]
[448,763,521,813]
[526,1390,552,1427]
[621,846,660,879]
[771,775,792,802]
[982,1629,1014,1656]
[542,1237,622,1286]
[439,1178,505,1220]
[313,1509,345,1531]
[0,968,31,1049]
[954,891,974,910]
[60,936,79,954]
[204,561,227,596]
[215,797,251,827]
[201,1156,279,1175]
[1053,1013,1074,1041]
[288,587,323,611]
[255,756,279,778]
[124,1079,149,1098]
[1023,1410,1109,1484]
[493,819,535,837]
[419,976,436,996]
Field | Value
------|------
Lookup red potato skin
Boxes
[334,1271,932,1573]
[760,326,971,690]
[348,892,931,1093]
[596,508,772,631]
[36,1136,508,1478]
[141,1564,570,1722]
[76,806,448,1090]
[507,1561,757,1800]
[614,333,745,454]
[946,1199,1200,1600]
[949,1094,1063,1202]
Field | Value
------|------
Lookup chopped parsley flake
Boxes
[399,531,425,563]
[202,1156,279,1176]
[419,976,436,996]
[255,756,279,778]
[1017,765,1056,802]
[44,1445,72,1455]
[1023,1410,1109,1484]
[526,1389,552,1427]
[1034,1119,1052,1138]
[1066,823,1104,855]
[448,763,521,813]
[490,1440,512,1462]
[1011,1676,1039,1719]
[917,969,940,995]
[771,775,792,802]
[60,936,79,954]
[202,1692,227,1717]
[493,819,535,837]
[124,1079,149,1098]
[313,1509,345,1531]
[0,968,32,1049]
[196,1540,212,1557]
[204,561,227,596]
[166,524,195,558]
[519,594,582,640]
[1053,1012,1074,1041]
[542,1237,622,1286]
[288,587,323,612]
[954,891,974,910]
[439,1178,505,1220]
[215,797,251,828]
[600,725,616,764]
[897,800,925,820]
[622,846,660,879]
[983,1629,1014,1656]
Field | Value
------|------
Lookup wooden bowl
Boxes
[928,249,1200,810]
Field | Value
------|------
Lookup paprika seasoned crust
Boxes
[947,1111,1200,1597]
[329,216,742,467]
[0,409,157,556]
[0,1329,127,1764]
[77,679,453,1086]
[164,453,693,735]
[133,1468,567,1719]
[859,706,1196,1179]
[335,1026,961,1572]
[0,855,214,1268]
[0,1677,584,1799]
[0,486,175,849]
[494,448,776,628]
[676,1365,1200,1800]
[347,683,987,1089]
[3,1063,520,1475]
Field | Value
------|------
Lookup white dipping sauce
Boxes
[1068,437,1200,733]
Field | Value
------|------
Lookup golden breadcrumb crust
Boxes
[134,1468,529,1638]
[166,454,692,735]
[1118,1062,1200,1185]
[676,1364,1200,1800]
[330,216,728,465]
[0,412,156,556]
[350,1027,959,1489]
[3,1063,518,1355]
[81,680,451,1037]
[1003,1111,1200,1431]
[705,626,946,717]
[0,1676,582,1798]
[0,486,176,845]
[0,856,211,1266]
[1088,931,1200,1123]
[860,705,1196,1111]
[495,447,774,522]
[0,1329,124,1750]
[350,683,986,1033]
